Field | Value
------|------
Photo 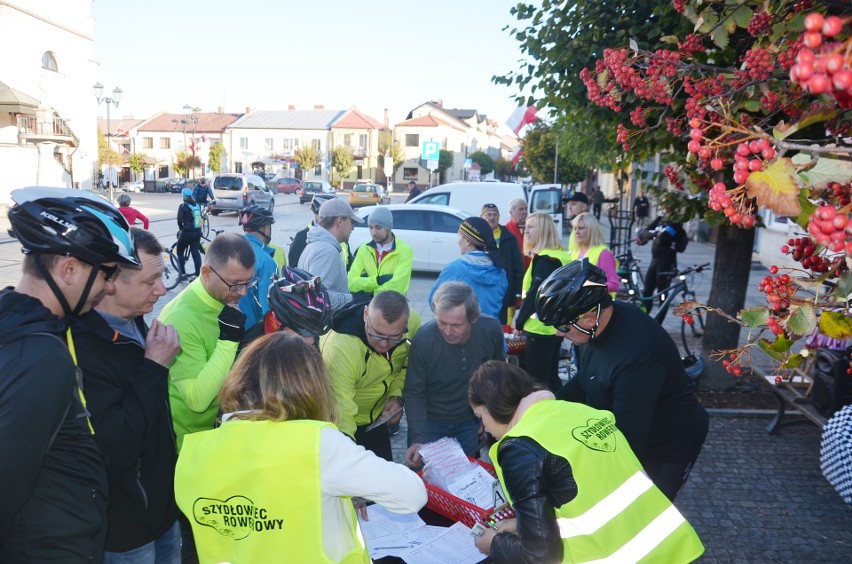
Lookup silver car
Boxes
[209,173,275,214]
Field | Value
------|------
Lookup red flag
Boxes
[511,146,523,164]
[506,106,538,135]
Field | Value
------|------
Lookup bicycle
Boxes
[615,247,644,302]
[162,229,224,291]
[631,263,711,357]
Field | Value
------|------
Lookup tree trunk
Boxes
[699,224,756,391]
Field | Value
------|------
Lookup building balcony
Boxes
[17,114,77,145]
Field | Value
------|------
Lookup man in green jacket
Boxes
[348,206,414,296]
[320,290,421,460]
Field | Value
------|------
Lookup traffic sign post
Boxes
[421,141,440,161]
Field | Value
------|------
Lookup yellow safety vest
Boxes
[175,419,368,564]
[521,248,571,335]
[579,244,618,298]
[492,401,704,563]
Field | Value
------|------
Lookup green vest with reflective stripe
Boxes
[175,419,367,564]
[492,401,704,563]
[521,248,571,335]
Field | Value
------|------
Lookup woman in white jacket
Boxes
[175,333,427,563]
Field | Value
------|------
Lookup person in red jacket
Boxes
[117,193,150,229]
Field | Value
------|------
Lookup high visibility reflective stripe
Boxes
[584,505,687,564]
[557,471,653,539]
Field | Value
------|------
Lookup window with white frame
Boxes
[142,137,153,149]
[240,137,249,150]
[359,134,367,151]
[42,51,57,72]
[405,134,419,147]
[265,138,274,151]
[159,138,170,149]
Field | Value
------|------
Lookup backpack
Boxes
[675,229,689,253]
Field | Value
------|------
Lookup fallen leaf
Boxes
[745,158,802,217]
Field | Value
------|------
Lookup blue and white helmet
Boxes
[8,187,140,268]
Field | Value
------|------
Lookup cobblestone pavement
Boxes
[3,194,852,561]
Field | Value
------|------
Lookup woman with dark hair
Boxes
[468,360,704,563]
[175,333,427,563]
[428,216,507,319]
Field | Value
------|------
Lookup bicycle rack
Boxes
[607,209,636,258]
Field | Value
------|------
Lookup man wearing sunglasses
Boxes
[536,259,708,502]
[1,187,140,561]
[320,290,420,461]
[158,233,255,561]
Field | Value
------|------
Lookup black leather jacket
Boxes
[491,436,578,563]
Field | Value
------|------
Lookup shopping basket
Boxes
[419,458,515,528]
[502,325,527,355]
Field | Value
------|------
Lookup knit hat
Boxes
[481,203,499,215]
[368,206,393,231]
[459,217,496,250]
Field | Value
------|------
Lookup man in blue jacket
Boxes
[238,205,279,329]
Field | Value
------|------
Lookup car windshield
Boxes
[214,177,242,191]
[305,182,322,190]
[354,185,376,193]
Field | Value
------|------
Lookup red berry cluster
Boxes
[807,205,851,253]
[740,47,775,82]
[664,165,684,191]
[682,314,695,325]
[777,37,804,71]
[678,34,705,55]
[780,237,836,273]
[748,12,773,37]
[821,182,851,207]
[759,268,794,315]
[789,13,851,106]
[708,182,757,228]
[732,139,775,185]
[722,353,744,376]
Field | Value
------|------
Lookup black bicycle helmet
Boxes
[239,205,275,232]
[267,266,332,337]
[310,193,336,215]
[536,258,610,327]
[8,187,140,267]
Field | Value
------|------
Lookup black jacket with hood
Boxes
[71,310,179,552]
[0,288,108,562]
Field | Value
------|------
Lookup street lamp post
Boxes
[184,105,200,179]
[93,83,122,202]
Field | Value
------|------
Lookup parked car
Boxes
[209,173,275,214]
[162,177,185,193]
[271,176,302,194]
[122,179,144,193]
[529,184,565,232]
[407,181,527,223]
[349,204,468,272]
[299,180,333,204]
[349,183,390,207]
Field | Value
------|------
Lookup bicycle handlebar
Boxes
[679,263,711,276]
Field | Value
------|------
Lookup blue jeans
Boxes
[424,418,482,457]
[104,520,181,564]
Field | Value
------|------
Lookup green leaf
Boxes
[698,10,720,33]
[796,155,852,191]
[742,99,761,112]
[757,338,785,362]
[660,35,680,44]
[710,25,730,49]
[772,332,794,354]
[785,353,804,370]
[786,304,817,337]
[773,107,840,140]
[740,306,770,328]
[732,5,753,28]
[836,271,852,298]
[683,4,699,24]
[793,188,818,228]
[819,311,852,340]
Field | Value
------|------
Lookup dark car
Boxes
[271,176,302,194]
[298,180,333,204]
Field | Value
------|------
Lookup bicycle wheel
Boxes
[681,305,707,357]
[201,213,210,238]
[162,250,182,291]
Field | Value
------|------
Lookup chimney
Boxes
[314,105,324,110]
[383,108,389,128]
[216,106,223,114]
[245,106,251,114]
[288,105,295,110]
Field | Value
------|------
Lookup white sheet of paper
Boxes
[357,504,425,540]
[446,464,497,510]
[364,525,448,560]
[399,522,485,564]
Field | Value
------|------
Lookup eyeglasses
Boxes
[365,317,408,345]
[208,265,257,292]
[98,264,121,282]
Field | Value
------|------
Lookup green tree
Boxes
[293,146,321,180]
[208,143,223,174]
[524,123,588,184]
[128,153,145,179]
[469,151,495,176]
[331,146,355,187]
[378,130,405,174]
[97,130,120,169]
[494,158,515,181]
[438,149,454,183]
[172,149,189,178]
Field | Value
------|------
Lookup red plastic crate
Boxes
[419,458,515,528]
[502,325,527,355]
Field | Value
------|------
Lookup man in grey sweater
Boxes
[403,281,506,467]
[298,198,363,311]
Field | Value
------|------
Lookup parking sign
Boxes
[421,141,440,161]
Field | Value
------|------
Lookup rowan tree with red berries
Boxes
[500,0,852,388]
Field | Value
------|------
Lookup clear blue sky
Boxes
[91,0,532,131]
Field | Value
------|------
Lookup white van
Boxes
[209,173,275,215]
[407,181,527,223]
[528,184,565,232]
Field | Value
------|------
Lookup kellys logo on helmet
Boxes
[39,210,78,233]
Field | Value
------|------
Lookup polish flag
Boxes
[506,105,538,135]
[510,146,523,164]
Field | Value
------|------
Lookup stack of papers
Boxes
[358,505,484,563]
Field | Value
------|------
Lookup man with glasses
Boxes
[1,187,140,561]
[320,290,420,461]
[158,233,254,562]
[536,259,708,501]
[298,197,363,311]
[404,282,506,468]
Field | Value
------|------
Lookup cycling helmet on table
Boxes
[536,258,610,328]
[310,193,336,215]
[238,205,275,232]
[266,266,332,337]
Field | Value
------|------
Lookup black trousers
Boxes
[177,230,202,276]
[354,422,393,462]
[524,333,564,392]
[641,257,675,312]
